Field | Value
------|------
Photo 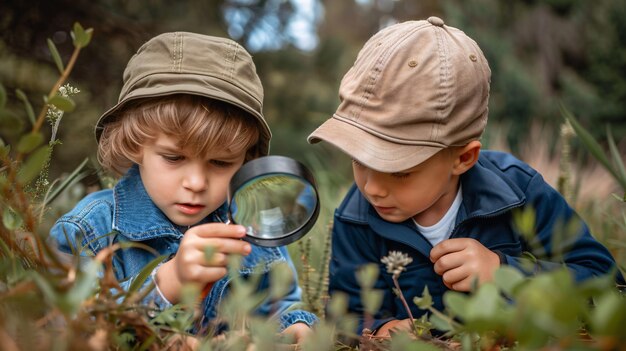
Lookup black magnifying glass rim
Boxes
[228,155,320,247]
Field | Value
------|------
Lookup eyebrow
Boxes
[153,144,182,153]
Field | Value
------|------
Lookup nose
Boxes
[182,163,208,192]
[362,169,388,199]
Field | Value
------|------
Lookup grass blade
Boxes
[125,255,167,301]
[561,105,621,183]
[43,157,90,207]
[606,126,626,191]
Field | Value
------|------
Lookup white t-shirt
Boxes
[413,186,463,246]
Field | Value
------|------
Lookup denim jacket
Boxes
[329,151,624,333]
[50,165,317,331]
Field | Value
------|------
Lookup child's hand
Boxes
[374,318,413,337]
[281,322,312,345]
[429,238,500,291]
[156,223,251,303]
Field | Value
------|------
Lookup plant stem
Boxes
[33,46,81,134]
[392,275,423,337]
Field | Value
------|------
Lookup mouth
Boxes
[176,203,206,215]
[373,205,395,214]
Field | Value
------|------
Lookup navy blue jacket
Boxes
[329,151,624,333]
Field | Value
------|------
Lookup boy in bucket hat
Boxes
[308,17,623,336]
[51,32,316,342]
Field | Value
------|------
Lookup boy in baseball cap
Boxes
[308,17,623,336]
[51,32,316,342]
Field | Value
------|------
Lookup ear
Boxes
[452,141,481,175]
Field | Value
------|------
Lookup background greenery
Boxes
[1,1,625,349]
[2,0,626,175]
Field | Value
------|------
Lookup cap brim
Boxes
[308,116,443,173]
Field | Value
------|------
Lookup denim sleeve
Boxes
[49,219,95,265]
[50,219,174,311]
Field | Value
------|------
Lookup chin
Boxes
[378,213,409,223]
[168,215,202,227]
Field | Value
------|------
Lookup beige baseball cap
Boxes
[96,32,272,156]
[308,17,491,172]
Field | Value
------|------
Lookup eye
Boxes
[161,154,185,163]
[391,172,410,179]
[210,159,234,168]
[352,159,364,168]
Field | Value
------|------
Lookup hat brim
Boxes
[308,116,443,173]
[96,78,271,156]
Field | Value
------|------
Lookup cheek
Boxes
[352,167,365,186]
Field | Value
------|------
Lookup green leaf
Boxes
[66,259,101,313]
[391,333,441,351]
[561,105,622,186]
[16,132,44,153]
[17,145,50,184]
[494,266,526,296]
[2,207,23,230]
[327,292,348,319]
[361,289,383,315]
[125,255,167,300]
[356,263,379,289]
[413,286,433,310]
[15,89,36,125]
[0,139,10,159]
[429,312,453,332]
[269,262,293,300]
[204,245,216,262]
[590,292,626,337]
[606,126,626,190]
[47,38,65,74]
[71,22,93,48]
[0,232,13,258]
[465,284,500,322]
[0,109,24,133]
[0,83,6,109]
[512,206,536,240]
[43,157,89,207]
[443,291,468,319]
[48,95,76,112]
[30,271,59,307]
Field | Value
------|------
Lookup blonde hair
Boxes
[98,94,260,175]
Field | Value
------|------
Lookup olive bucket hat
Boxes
[96,32,272,156]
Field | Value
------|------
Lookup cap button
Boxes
[427,16,445,27]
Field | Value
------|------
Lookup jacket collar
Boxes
[112,165,228,241]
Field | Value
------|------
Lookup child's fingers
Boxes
[441,266,470,291]
[433,252,464,275]
[190,223,247,239]
[430,238,469,262]
[207,238,252,256]
[186,266,228,284]
[201,252,228,267]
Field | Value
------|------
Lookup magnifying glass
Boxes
[225,155,320,247]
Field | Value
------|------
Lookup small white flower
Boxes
[381,251,413,279]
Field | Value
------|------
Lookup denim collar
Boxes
[112,165,229,241]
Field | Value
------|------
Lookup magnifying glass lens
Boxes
[231,174,318,240]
